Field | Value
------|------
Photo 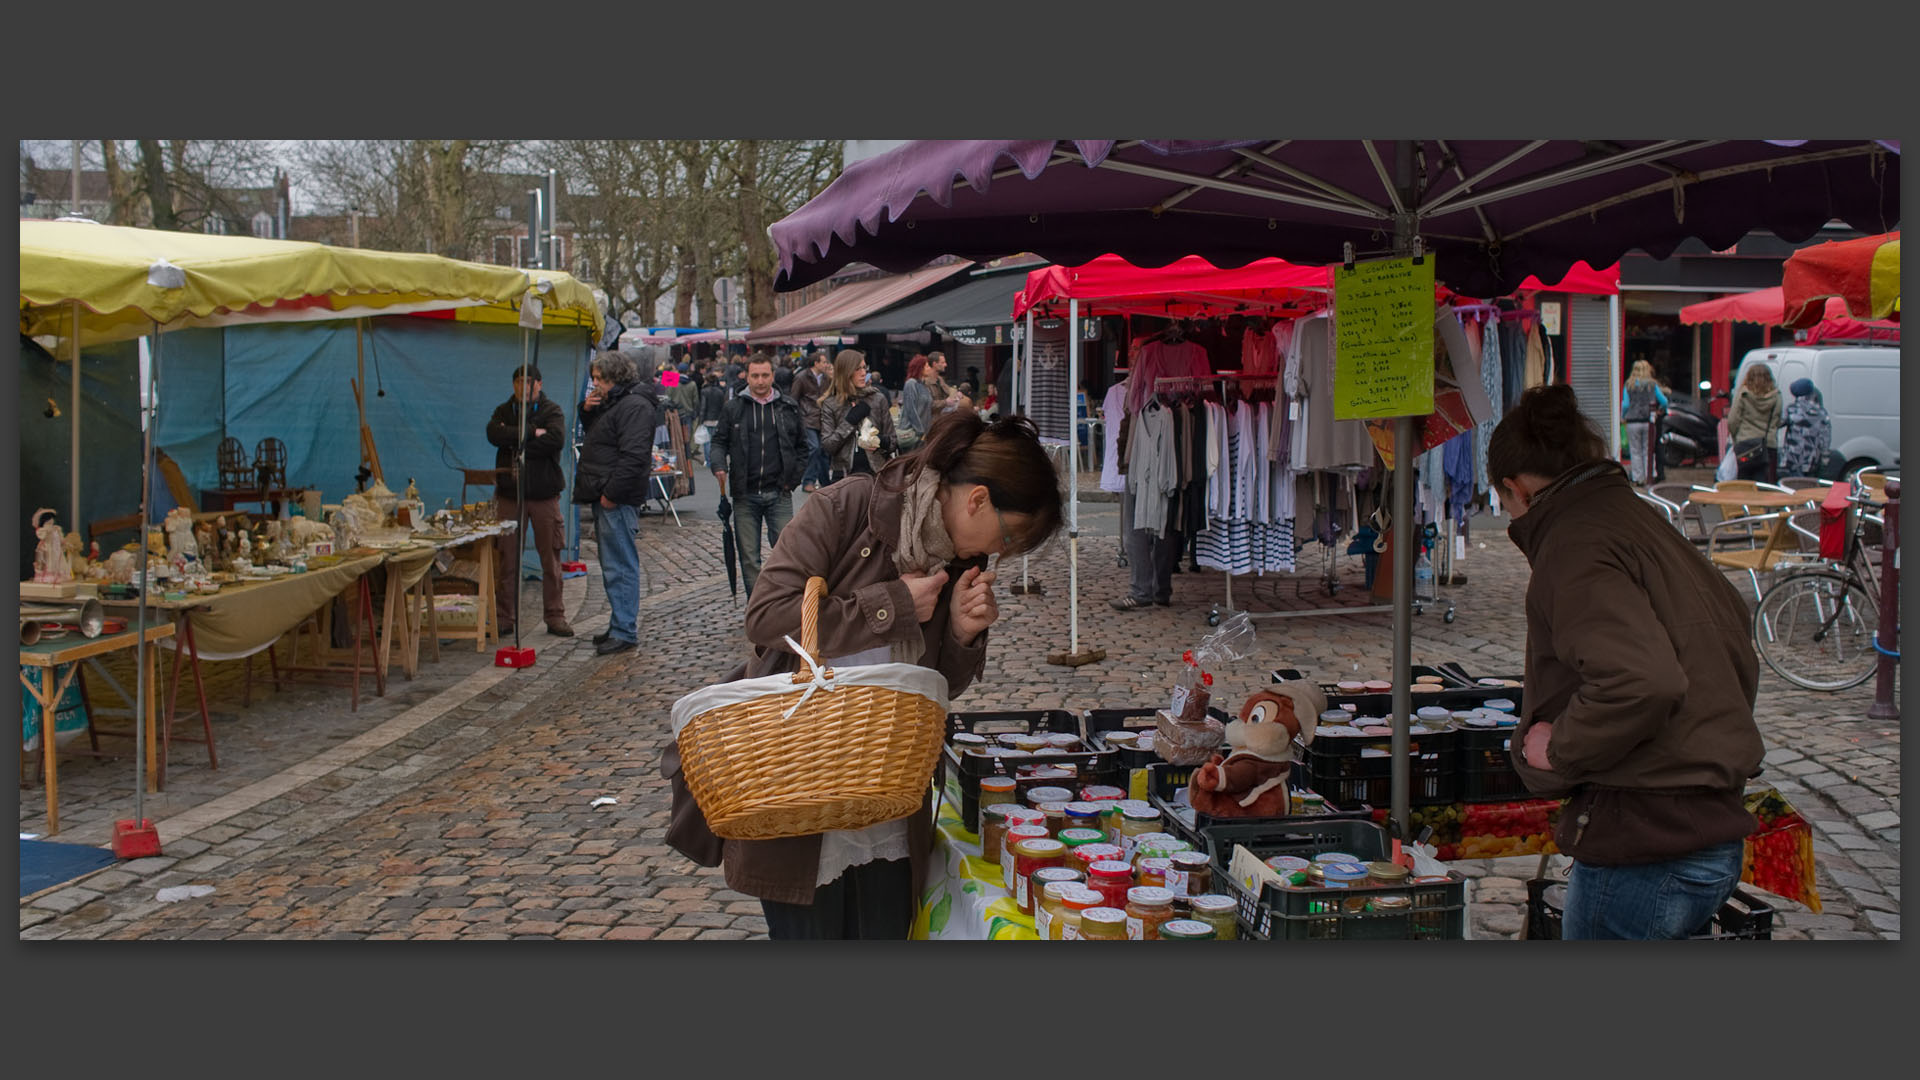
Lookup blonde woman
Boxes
[1619,360,1669,485]
[1724,364,1782,481]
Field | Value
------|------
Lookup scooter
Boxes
[1658,392,1726,468]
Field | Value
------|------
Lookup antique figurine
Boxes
[32,508,72,584]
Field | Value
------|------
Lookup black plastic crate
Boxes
[1272,664,1481,713]
[1082,707,1164,772]
[1202,820,1463,940]
[1525,879,1774,940]
[1147,762,1367,850]
[1457,724,1531,802]
[1301,725,1459,808]
[1436,662,1526,693]
[941,710,1123,834]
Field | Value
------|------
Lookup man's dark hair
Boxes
[513,364,543,383]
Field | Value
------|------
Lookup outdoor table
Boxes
[913,797,1038,941]
[1685,485,1835,510]
[650,466,683,527]
[19,621,173,835]
[101,552,388,784]
[404,523,514,662]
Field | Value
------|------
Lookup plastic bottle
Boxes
[1413,543,1435,604]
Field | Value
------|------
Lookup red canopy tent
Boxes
[1517,260,1621,295]
[1680,287,1898,381]
[1012,253,1331,320]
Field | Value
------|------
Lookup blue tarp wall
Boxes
[18,317,593,584]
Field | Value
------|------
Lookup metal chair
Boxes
[1636,491,1682,531]
[1707,510,1797,600]
[1776,476,1828,491]
[1649,482,1703,537]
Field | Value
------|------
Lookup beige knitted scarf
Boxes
[892,467,957,577]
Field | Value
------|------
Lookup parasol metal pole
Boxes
[1013,307,1043,596]
[70,300,82,529]
[1608,293,1623,463]
[1049,298,1104,667]
[1387,148,1417,843]
[496,328,538,668]
[113,326,164,858]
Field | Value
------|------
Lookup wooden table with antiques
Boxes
[19,621,173,834]
[374,522,515,679]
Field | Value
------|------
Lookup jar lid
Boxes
[1011,735,1048,750]
[1463,714,1500,728]
[1006,825,1050,844]
[1160,919,1216,940]
[1318,709,1351,724]
[1363,680,1392,692]
[1029,766,1076,779]
[1038,801,1072,814]
[996,733,1028,746]
[1137,857,1172,873]
[1087,860,1135,878]
[1126,886,1175,906]
[1014,838,1067,857]
[1265,856,1311,872]
[1335,679,1366,691]
[1122,807,1164,822]
[951,733,989,746]
[1484,698,1516,712]
[1057,829,1107,847]
[1032,866,1082,884]
[1171,851,1211,869]
[1476,678,1504,687]
[1116,799,1152,813]
[979,774,1017,789]
[1044,733,1081,746]
[1025,785,1074,804]
[1062,887,1104,910]
[1040,880,1081,902]
[1416,706,1451,722]
[1414,674,1445,684]
[1073,844,1125,863]
[1313,851,1361,864]
[1102,730,1140,747]
[1081,907,1127,925]
[981,803,1023,822]
[1079,786,1126,801]
[1188,894,1237,913]
[1063,801,1104,817]
[1297,794,1326,806]
[1322,863,1369,882]
[1366,860,1411,881]
[1005,808,1047,826]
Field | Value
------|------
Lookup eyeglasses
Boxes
[992,504,1015,555]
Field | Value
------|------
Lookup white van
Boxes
[1731,345,1900,473]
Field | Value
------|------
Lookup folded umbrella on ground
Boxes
[716,495,739,600]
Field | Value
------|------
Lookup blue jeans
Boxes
[592,501,641,644]
[801,428,828,488]
[1561,840,1746,939]
[734,490,794,600]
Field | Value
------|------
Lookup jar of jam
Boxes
[1119,807,1164,857]
[1134,837,1192,867]
[950,732,989,754]
[1078,906,1128,940]
[1100,730,1140,751]
[1002,824,1051,890]
[1366,861,1411,889]
[1038,801,1072,838]
[1135,857,1171,889]
[980,803,1022,864]
[1059,886,1103,940]
[1071,843,1125,876]
[1044,732,1082,753]
[1187,894,1239,940]
[1031,868,1083,935]
[1079,785,1126,802]
[1124,886,1176,940]
[1063,802,1105,833]
[1011,734,1049,753]
[1035,880,1078,939]
[1057,828,1107,850]
[978,775,1018,812]
[1086,860,1136,910]
[1165,851,1213,897]
[1294,792,1327,815]
[1012,837,1068,914]
[996,733,1028,749]
[1107,800,1152,844]
[1024,784,1075,809]
[1159,919,1216,941]
[1321,863,1369,895]
[1313,851,1361,866]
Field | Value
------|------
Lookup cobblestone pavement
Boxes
[20,476,1899,941]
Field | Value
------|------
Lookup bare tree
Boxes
[290,139,527,258]
[714,140,840,327]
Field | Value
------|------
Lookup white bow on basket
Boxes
[669,576,952,840]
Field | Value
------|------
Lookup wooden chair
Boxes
[216,437,252,490]
[1708,510,1796,600]
[252,438,288,490]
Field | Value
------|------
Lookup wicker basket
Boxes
[675,577,949,840]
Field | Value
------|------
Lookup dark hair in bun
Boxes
[1487,384,1608,487]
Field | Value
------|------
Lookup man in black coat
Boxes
[574,348,663,655]
[709,353,808,599]
[486,364,571,637]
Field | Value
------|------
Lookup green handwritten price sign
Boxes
[1333,256,1435,420]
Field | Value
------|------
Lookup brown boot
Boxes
[546,619,575,637]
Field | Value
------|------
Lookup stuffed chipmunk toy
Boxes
[1186,682,1326,818]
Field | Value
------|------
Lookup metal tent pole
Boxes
[1388,142,1418,843]
[1068,298,1080,654]
[133,327,159,827]
[1015,308,1037,595]
[1608,293,1624,463]
[70,302,82,530]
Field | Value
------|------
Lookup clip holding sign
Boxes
[1411,236,1425,266]
[1343,242,1356,271]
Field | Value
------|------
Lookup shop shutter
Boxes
[1567,295,1615,433]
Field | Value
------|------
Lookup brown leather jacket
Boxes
[663,457,990,905]
[1506,461,1763,864]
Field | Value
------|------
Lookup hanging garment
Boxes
[1500,320,1529,414]
[1241,327,1281,376]
[1196,400,1254,575]
[1125,339,1211,416]
[1442,431,1475,528]
[1284,316,1311,469]
[1525,321,1548,389]
[1126,401,1179,539]
[1029,323,1074,441]
[1296,315,1375,470]
[1100,379,1129,494]
[1475,314,1504,496]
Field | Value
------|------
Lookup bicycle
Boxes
[1749,475,1893,691]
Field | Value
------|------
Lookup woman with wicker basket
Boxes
[666,409,1064,939]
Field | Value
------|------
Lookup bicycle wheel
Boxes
[1752,570,1881,691]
